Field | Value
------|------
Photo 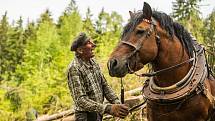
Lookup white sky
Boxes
[0,0,214,25]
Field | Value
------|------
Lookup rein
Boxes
[131,57,195,77]
[120,17,197,112]
[120,78,124,104]
[121,17,195,78]
[126,57,195,112]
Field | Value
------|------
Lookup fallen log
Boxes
[36,87,144,121]
[125,95,144,109]
[36,109,74,121]
[103,95,146,120]
[124,87,143,97]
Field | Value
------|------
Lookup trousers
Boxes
[75,111,102,121]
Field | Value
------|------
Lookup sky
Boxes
[0,0,214,25]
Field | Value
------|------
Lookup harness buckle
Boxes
[160,90,165,96]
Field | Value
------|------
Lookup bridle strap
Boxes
[120,17,195,78]
[120,18,160,74]
[121,41,138,50]
[134,57,195,77]
[121,27,152,52]
[120,18,156,52]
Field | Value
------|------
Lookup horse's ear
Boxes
[142,2,152,20]
[129,11,135,18]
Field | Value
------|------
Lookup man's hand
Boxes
[106,104,129,118]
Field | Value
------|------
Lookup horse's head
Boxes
[108,2,159,77]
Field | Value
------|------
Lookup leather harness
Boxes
[121,17,215,113]
[143,44,215,104]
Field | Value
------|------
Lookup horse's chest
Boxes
[147,94,210,121]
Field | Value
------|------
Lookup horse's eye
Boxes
[136,29,145,35]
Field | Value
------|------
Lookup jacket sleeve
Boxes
[67,66,107,115]
[101,74,121,104]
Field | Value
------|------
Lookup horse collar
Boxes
[143,45,208,103]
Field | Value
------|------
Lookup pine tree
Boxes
[110,11,123,35]
[0,13,25,82]
[203,10,215,73]
[38,9,53,25]
[23,21,37,44]
[57,0,83,46]
[0,14,25,115]
[94,10,123,58]
[172,0,202,21]
[82,7,96,36]
[11,9,66,116]
[171,0,204,42]
[10,17,25,67]
[96,8,110,34]
[0,12,9,81]
[0,1,125,120]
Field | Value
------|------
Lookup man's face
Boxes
[81,39,96,59]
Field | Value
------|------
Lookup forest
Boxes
[0,0,214,120]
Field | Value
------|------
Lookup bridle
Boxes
[120,18,195,77]
[121,19,156,52]
[119,17,200,114]
[120,18,160,75]
[119,18,157,109]
[120,18,197,112]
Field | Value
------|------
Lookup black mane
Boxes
[122,11,194,57]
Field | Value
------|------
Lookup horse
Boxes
[107,2,215,121]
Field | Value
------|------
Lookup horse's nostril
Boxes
[108,58,118,70]
[112,59,118,68]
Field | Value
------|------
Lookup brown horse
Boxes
[108,2,215,121]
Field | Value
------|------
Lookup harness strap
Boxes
[142,45,214,104]
[135,57,195,77]
[121,41,138,50]
[129,97,147,112]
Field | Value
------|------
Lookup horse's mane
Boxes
[122,11,194,57]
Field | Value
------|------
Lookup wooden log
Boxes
[103,95,146,120]
[36,109,74,121]
[36,87,144,121]
[125,95,143,109]
[124,87,143,97]
[60,115,75,121]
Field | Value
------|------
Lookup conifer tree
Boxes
[6,9,59,118]
[82,8,95,36]
[58,0,82,46]
[202,10,215,73]
[0,12,9,81]
[171,0,204,42]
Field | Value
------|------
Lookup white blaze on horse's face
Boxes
[108,2,158,77]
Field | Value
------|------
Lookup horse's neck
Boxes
[152,36,191,87]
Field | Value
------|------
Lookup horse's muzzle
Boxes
[108,58,128,77]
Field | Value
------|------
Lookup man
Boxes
[67,32,129,121]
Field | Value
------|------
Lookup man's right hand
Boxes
[109,104,129,118]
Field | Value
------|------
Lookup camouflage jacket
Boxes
[67,56,120,115]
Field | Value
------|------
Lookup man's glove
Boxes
[105,104,129,118]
